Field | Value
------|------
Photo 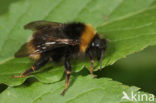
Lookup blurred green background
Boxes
[0,0,155,96]
[0,0,19,15]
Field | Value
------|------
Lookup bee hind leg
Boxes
[13,57,49,78]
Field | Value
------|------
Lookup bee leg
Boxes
[89,60,96,78]
[13,58,49,78]
[61,56,71,96]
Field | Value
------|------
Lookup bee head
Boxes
[91,34,107,53]
[91,38,107,51]
[87,34,107,69]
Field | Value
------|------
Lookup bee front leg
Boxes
[61,56,71,96]
[89,59,96,78]
[87,50,97,78]
[13,58,49,78]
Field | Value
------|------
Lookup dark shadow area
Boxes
[95,65,156,95]
[23,77,39,87]
[0,84,8,93]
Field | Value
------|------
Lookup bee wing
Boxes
[24,20,65,31]
[14,43,29,58]
[34,38,80,53]
[15,38,80,58]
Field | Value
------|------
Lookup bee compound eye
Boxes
[92,42,95,46]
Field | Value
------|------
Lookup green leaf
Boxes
[98,6,156,67]
[0,0,156,86]
[0,57,85,86]
[0,58,64,86]
[0,75,155,103]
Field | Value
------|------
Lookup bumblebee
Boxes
[14,20,107,95]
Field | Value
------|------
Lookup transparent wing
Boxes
[34,38,80,53]
[24,20,65,31]
[15,38,80,58]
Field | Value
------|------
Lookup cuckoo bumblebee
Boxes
[14,20,107,95]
